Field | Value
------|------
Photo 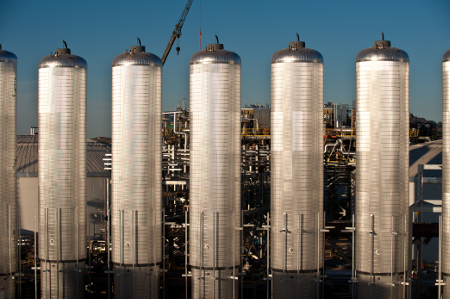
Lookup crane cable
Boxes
[199,0,202,51]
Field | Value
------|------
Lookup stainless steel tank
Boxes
[111,43,162,298]
[270,39,324,298]
[189,40,241,298]
[355,37,410,298]
[38,43,87,298]
[0,44,17,299]
[442,49,450,298]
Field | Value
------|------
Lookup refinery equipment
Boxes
[270,37,324,298]
[111,41,162,298]
[355,35,410,297]
[38,42,87,298]
[0,44,17,298]
[189,38,241,298]
[442,48,450,298]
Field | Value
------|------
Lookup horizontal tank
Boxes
[355,36,410,298]
[38,43,87,298]
[0,44,17,299]
[271,38,324,298]
[189,40,241,299]
[111,42,162,298]
[442,49,450,298]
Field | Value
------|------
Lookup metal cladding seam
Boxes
[0,46,17,299]
[111,45,162,298]
[355,39,410,298]
[442,49,450,298]
[189,43,241,299]
[38,47,86,298]
[270,40,324,298]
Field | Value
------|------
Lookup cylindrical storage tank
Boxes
[189,41,241,298]
[442,49,450,298]
[38,44,87,298]
[111,44,162,298]
[270,39,324,298]
[355,37,410,298]
[0,44,17,299]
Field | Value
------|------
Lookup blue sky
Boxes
[1,0,449,138]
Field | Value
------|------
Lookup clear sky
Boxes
[1,0,449,138]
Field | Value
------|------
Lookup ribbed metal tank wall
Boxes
[271,39,324,298]
[189,41,241,298]
[38,45,87,298]
[355,38,410,298]
[0,45,17,299]
[111,44,162,298]
[442,49,450,298]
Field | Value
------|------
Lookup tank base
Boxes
[272,271,320,298]
[113,265,159,298]
[356,273,406,298]
[40,261,85,299]
[0,275,15,299]
[191,267,239,299]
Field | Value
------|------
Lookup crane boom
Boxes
[161,0,193,66]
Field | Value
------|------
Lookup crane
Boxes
[161,0,193,66]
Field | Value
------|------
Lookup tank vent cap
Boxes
[374,40,391,49]
[55,48,71,55]
[207,43,224,52]
[289,41,305,50]
[374,32,391,49]
[130,46,146,54]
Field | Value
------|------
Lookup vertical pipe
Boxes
[241,210,244,299]
[403,215,407,298]
[318,212,328,299]
[391,215,394,290]
[154,210,158,292]
[34,207,37,299]
[18,203,21,299]
[163,208,165,299]
[106,179,110,299]
[317,213,320,299]
[442,48,450,299]
[185,210,188,296]
[200,211,204,298]
[76,207,79,298]
[119,210,123,299]
[322,212,326,299]
[8,205,12,299]
[297,213,301,299]
[56,208,60,298]
[8,205,12,279]
[351,214,355,299]
[283,213,287,277]
[132,210,136,295]
[439,214,442,299]
[213,211,216,298]
[89,226,92,299]
[154,210,157,292]
[45,208,48,299]
[370,214,374,299]
[417,167,423,299]
[233,212,236,299]
[267,212,270,299]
